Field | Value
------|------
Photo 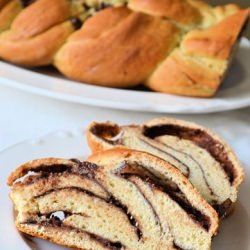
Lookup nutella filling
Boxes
[138,137,216,197]
[14,160,98,185]
[70,17,83,30]
[143,124,236,184]
[21,0,35,7]
[23,219,124,250]
[33,181,143,240]
[13,159,209,249]
[90,123,123,145]
[139,137,191,177]
[115,162,211,231]
[10,159,142,239]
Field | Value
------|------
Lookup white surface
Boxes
[0,38,249,114]
[0,69,249,249]
[0,128,249,250]
[0,83,250,152]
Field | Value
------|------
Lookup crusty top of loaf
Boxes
[55,6,180,87]
[182,9,250,59]
[128,0,202,26]
[0,0,248,96]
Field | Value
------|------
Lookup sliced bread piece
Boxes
[8,149,218,250]
[87,118,244,217]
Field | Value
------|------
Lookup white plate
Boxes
[0,38,249,114]
[0,129,249,250]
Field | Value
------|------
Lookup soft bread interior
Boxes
[87,119,244,217]
[9,150,218,250]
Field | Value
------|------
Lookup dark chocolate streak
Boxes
[116,163,211,231]
[70,17,83,30]
[35,186,102,200]
[15,160,98,185]
[23,219,123,250]
[173,242,185,250]
[34,186,142,240]
[21,0,35,7]
[91,123,215,196]
[95,2,112,11]
[18,159,209,245]
[213,198,233,218]
[158,140,216,197]
[143,124,236,184]
[139,137,190,177]
[21,161,212,227]
[127,178,162,232]
[90,123,123,145]
[82,2,91,10]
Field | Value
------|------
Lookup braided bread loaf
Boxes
[0,0,249,96]
[8,149,219,250]
[87,118,244,218]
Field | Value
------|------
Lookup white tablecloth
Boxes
[0,84,250,167]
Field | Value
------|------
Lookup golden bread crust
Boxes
[10,0,71,39]
[0,0,85,66]
[146,9,249,97]
[0,21,75,66]
[146,49,223,97]
[182,9,250,59]
[0,0,9,8]
[7,157,75,186]
[55,7,180,87]
[128,0,201,26]
[0,1,248,96]
[0,0,22,32]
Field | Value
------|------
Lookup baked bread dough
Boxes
[0,0,248,96]
[8,149,218,250]
[87,118,244,217]
[55,6,180,88]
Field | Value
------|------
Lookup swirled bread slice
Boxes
[8,149,218,250]
[87,118,244,217]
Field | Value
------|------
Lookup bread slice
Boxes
[87,118,244,217]
[8,149,218,250]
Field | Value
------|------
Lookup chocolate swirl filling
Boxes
[21,0,36,7]
[90,122,236,185]
[15,159,211,250]
[114,162,211,231]
[143,124,236,184]
[23,218,124,250]
[34,186,143,240]
[89,123,235,216]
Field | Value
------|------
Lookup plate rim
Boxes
[0,38,249,114]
